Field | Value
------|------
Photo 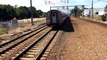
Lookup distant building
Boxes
[83,8,105,16]
[94,8,105,15]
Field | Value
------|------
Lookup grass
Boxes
[0,27,5,35]
[96,17,102,21]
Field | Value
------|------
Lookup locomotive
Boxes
[46,10,69,28]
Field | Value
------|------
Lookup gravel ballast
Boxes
[47,17,107,60]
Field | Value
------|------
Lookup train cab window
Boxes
[52,14,55,17]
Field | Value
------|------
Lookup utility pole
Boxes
[92,0,94,19]
[82,5,85,17]
[106,12,107,21]
[105,8,107,21]
[30,0,34,25]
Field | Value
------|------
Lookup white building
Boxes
[84,8,105,16]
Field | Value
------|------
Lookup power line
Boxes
[44,0,55,5]
[61,0,69,3]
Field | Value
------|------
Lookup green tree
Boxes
[71,6,83,17]
[101,5,107,21]
[0,4,43,21]
[0,4,16,21]
[36,10,43,17]
[15,6,29,19]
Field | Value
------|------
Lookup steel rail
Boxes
[0,26,47,55]
[13,29,52,60]
[0,24,46,47]
[36,30,58,60]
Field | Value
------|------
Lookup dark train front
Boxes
[46,10,69,29]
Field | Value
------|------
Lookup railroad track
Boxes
[13,29,58,60]
[0,24,46,46]
[0,24,48,59]
[0,26,59,60]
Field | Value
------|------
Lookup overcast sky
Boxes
[0,0,107,12]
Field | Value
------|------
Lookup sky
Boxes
[0,0,107,12]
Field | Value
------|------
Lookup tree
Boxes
[0,4,16,21]
[15,6,29,19]
[0,4,43,21]
[36,10,43,17]
[71,6,83,17]
[101,5,107,21]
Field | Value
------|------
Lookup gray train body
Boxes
[46,10,69,28]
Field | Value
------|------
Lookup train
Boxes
[46,10,69,28]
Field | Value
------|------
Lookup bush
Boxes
[0,27,5,35]
[101,15,106,21]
